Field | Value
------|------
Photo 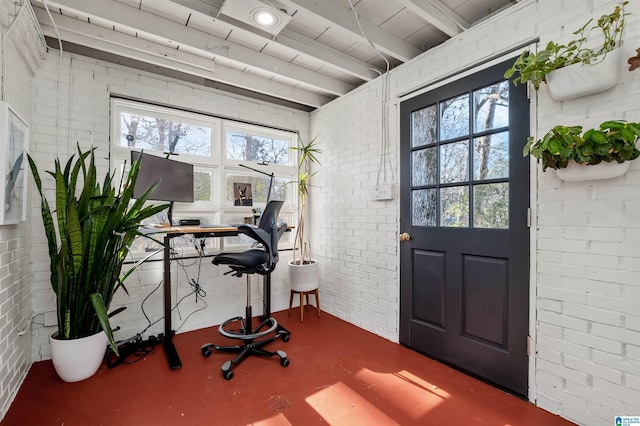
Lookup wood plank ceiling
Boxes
[30,0,518,111]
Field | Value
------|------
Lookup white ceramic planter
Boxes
[546,47,622,101]
[288,259,319,292]
[50,331,108,382]
[556,160,630,182]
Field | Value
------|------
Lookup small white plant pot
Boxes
[546,47,622,101]
[555,160,630,182]
[50,331,108,382]
[288,259,319,292]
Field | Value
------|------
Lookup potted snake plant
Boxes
[28,145,168,381]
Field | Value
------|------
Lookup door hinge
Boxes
[527,335,531,357]
[526,208,531,228]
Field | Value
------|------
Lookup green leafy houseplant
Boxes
[524,120,640,171]
[504,2,627,89]
[289,136,322,265]
[28,145,168,354]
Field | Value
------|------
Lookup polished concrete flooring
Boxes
[2,310,575,425]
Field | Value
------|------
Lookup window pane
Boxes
[226,131,290,165]
[412,189,437,227]
[440,94,469,140]
[473,132,509,180]
[411,105,437,147]
[119,112,212,157]
[440,186,469,227]
[194,170,213,203]
[440,141,469,184]
[474,183,509,229]
[225,174,291,205]
[474,81,509,132]
[412,147,437,186]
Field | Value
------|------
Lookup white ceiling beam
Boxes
[34,10,331,107]
[168,0,380,81]
[35,0,355,96]
[279,0,423,62]
[395,0,470,37]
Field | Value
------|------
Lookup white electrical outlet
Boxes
[372,184,393,200]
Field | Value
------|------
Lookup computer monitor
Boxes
[130,151,194,203]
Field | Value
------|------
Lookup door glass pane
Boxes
[440,186,469,227]
[473,81,509,132]
[473,132,509,180]
[440,94,469,140]
[411,105,437,147]
[412,189,437,227]
[412,147,437,186]
[474,183,509,229]
[440,141,469,184]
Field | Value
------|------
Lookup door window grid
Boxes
[410,81,510,229]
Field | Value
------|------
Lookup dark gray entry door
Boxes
[399,60,530,396]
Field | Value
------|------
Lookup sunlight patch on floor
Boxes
[353,368,448,420]
[305,381,400,425]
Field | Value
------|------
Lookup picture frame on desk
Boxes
[0,101,28,225]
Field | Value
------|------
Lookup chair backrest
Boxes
[237,200,285,275]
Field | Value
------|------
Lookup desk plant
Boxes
[524,120,640,171]
[504,2,627,90]
[28,145,167,379]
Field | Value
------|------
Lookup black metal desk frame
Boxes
[161,226,277,370]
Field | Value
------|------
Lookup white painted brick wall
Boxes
[0,0,44,421]
[28,51,309,361]
[310,0,640,424]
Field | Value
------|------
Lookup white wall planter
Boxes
[556,160,630,182]
[50,331,107,382]
[288,259,319,292]
[546,47,622,101]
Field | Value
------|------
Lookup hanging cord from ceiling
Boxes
[41,0,66,156]
[345,0,395,189]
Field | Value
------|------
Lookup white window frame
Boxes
[110,98,298,255]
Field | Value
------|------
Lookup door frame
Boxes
[394,49,539,400]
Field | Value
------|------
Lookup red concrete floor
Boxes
[2,310,575,426]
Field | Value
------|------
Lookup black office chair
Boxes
[201,200,290,380]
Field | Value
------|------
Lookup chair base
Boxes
[200,315,291,380]
[288,288,321,322]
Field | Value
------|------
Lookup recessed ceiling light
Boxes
[219,0,293,36]
[251,8,279,28]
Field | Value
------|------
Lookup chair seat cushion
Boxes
[213,249,270,269]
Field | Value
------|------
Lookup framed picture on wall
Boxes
[0,101,28,225]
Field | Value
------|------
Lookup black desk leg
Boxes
[163,234,182,370]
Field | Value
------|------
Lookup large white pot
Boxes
[546,47,622,101]
[556,160,630,182]
[50,331,108,382]
[288,259,319,292]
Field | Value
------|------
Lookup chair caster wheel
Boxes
[201,346,211,357]
[280,357,290,367]
[223,369,234,380]
[282,333,290,343]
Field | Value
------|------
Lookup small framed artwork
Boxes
[233,182,253,206]
[0,101,28,225]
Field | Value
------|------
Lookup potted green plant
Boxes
[287,136,322,293]
[504,2,627,100]
[524,120,640,181]
[28,145,168,382]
